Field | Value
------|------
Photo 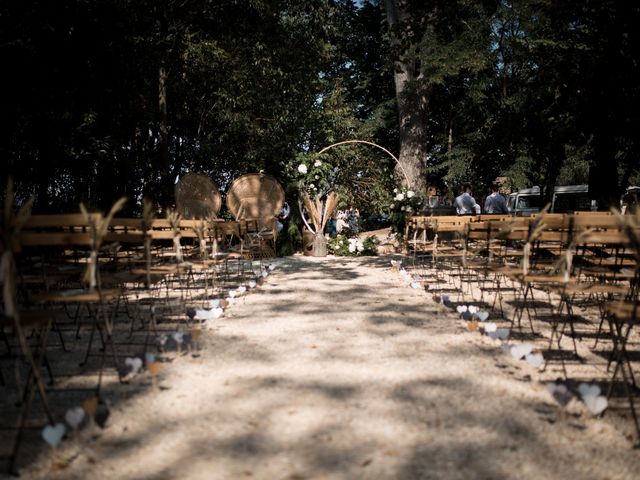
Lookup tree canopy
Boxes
[1,0,638,214]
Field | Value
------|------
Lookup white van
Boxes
[507,184,591,216]
[506,186,543,216]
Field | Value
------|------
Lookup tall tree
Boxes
[383,0,430,191]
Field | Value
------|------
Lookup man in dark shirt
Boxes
[484,182,509,214]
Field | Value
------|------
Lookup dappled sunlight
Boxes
[9,255,640,479]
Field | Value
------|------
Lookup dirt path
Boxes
[19,255,640,479]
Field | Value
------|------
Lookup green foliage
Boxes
[289,152,335,200]
[1,0,638,218]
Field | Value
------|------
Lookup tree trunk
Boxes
[384,0,430,193]
[158,63,170,204]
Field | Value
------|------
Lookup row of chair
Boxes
[405,210,640,442]
[1,197,277,473]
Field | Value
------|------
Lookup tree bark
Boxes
[158,63,170,203]
[384,0,430,192]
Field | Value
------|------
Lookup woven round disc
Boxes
[226,173,285,219]
[175,173,222,219]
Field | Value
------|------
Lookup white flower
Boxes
[309,183,315,189]
[395,193,405,201]
[393,188,398,193]
[348,243,356,253]
[406,206,413,213]
[390,203,395,209]
[407,190,415,198]
[298,164,308,174]
[314,160,322,167]
[400,206,406,211]
[315,175,320,180]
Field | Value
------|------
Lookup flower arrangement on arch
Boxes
[388,187,424,236]
[292,152,334,200]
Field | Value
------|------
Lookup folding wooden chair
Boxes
[0,183,56,474]
[605,293,640,445]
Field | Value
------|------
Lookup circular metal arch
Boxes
[317,139,410,186]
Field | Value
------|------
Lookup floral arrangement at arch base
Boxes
[327,234,379,256]
[388,187,424,238]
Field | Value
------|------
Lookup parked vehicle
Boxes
[622,186,640,214]
[506,186,544,216]
[507,184,591,216]
[551,184,592,213]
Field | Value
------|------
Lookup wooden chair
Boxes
[1,187,56,474]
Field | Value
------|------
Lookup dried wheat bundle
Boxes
[1,179,34,317]
[301,192,321,230]
[300,191,339,235]
[322,192,339,232]
[192,220,208,258]
[613,208,640,265]
[166,209,183,263]
[80,197,126,290]
[521,203,551,275]
[142,199,155,287]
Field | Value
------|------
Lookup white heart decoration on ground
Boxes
[468,305,479,314]
[125,357,143,374]
[228,290,237,298]
[584,395,608,415]
[510,343,533,360]
[525,352,544,368]
[209,299,221,308]
[456,305,468,313]
[545,382,573,406]
[195,309,216,320]
[248,280,257,289]
[42,423,66,447]
[578,383,601,399]
[238,286,247,293]
[172,332,184,344]
[268,264,276,271]
[483,322,497,333]
[410,282,420,289]
[496,328,510,340]
[65,407,85,430]
[476,311,490,322]
[261,271,268,278]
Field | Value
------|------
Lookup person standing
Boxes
[484,182,509,214]
[455,184,480,215]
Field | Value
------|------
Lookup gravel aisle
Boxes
[21,255,639,480]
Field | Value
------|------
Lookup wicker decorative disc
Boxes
[175,173,222,219]
[226,173,285,219]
